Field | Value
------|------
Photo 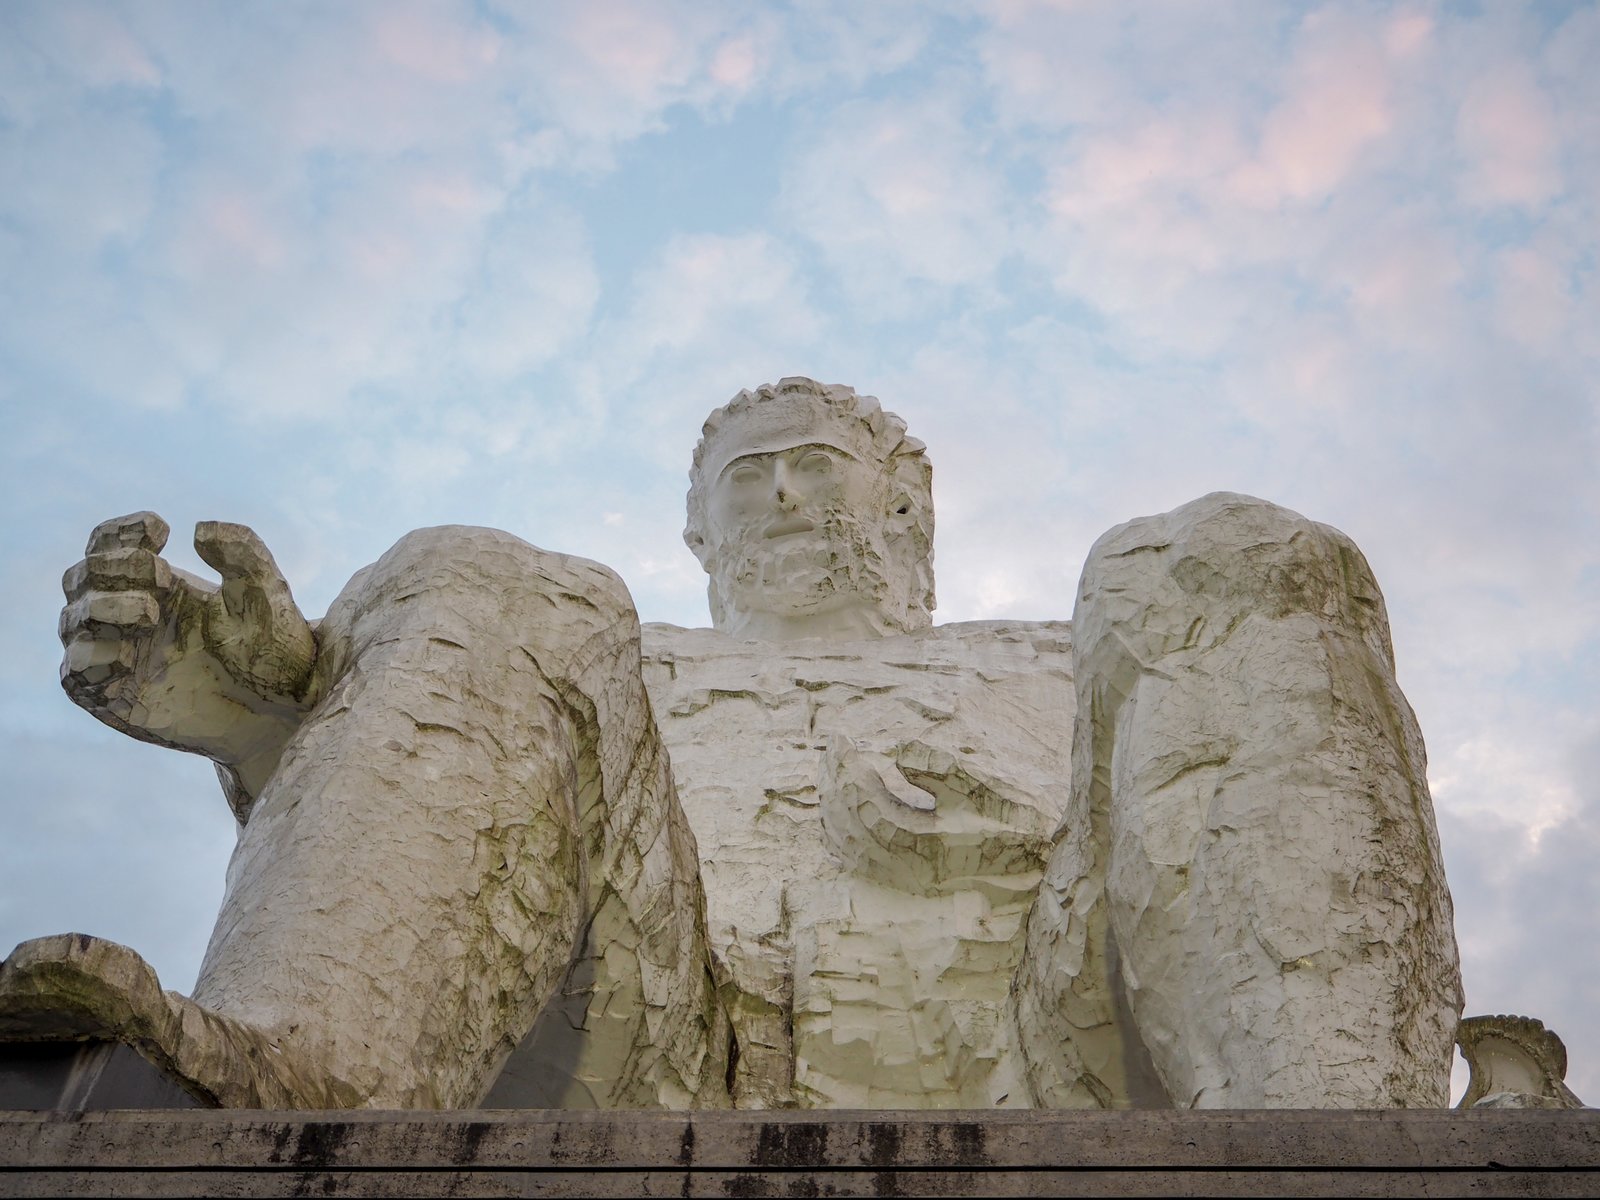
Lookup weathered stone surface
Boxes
[684,378,935,641]
[1459,1016,1587,1110]
[9,526,727,1110]
[2,1109,1597,1197]
[637,619,1072,1108]
[57,513,317,823]
[0,935,327,1108]
[5,380,1490,1115]
[1019,493,1462,1109]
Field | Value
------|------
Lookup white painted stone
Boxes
[684,378,934,642]
[1458,1015,1586,1109]
[5,380,1475,1113]
[1018,493,1463,1109]
[638,619,1071,1108]
[55,513,317,823]
[22,521,727,1110]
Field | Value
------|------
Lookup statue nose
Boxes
[773,463,801,508]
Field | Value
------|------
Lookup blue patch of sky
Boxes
[1524,0,1595,37]
[551,99,793,314]
[1502,631,1600,708]
[1469,209,1551,253]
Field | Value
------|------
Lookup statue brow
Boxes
[717,443,861,478]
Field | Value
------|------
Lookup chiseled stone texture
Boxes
[19,525,729,1111]
[1458,1015,1587,1109]
[638,619,1073,1109]
[1021,493,1462,1110]
[13,382,1474,1117]
[197,526,728,1110]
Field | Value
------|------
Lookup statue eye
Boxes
[798,451,833,474]
[731,464,762,486]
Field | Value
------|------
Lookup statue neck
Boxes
[715,600,899,642]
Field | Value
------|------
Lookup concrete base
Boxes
[1,1109,1596,1197]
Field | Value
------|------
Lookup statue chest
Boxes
[640,621,1075,1108]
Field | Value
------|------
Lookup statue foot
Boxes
[0,934,352,1108]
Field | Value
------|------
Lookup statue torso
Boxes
[640,619,1075,1108]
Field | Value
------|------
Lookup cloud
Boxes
[780,91,1013,309]
[580,230,827,450]
[0,0,790,433]
[1228,8,1397,206]
[1492,245,1572,351]
[1440,723,1600,1099]
[979,0,1154,131]
[1455,62,1561,209]
[449,202,601,381]
[487,0,775,161]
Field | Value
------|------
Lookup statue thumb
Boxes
[193,521,293,621]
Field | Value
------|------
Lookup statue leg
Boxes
[2,526,726,1109]
[1036,492,1461,1108]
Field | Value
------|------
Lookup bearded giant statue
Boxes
[1,378,1477,1111]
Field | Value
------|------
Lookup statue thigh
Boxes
[190,526,723,1108]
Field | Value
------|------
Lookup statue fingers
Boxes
[58,591,162,646]
[85,511,170,557]
[58,591,163,697]
[59,517,177,704]
[192,520,315,699]
[62,547,175,604]
[193,520,277,582]
[193,521,294,619]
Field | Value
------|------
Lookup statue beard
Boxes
[710,510,895,624]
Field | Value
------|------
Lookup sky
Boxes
[1,0,1596,1104]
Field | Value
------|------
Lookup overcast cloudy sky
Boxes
[2,0,1596,1104]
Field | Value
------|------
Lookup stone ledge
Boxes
[1,1109,1596,1197]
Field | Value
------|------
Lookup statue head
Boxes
[685,377,935,640]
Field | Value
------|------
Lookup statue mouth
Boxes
[765,516,817,539]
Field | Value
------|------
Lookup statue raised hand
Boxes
[58,511,316,821]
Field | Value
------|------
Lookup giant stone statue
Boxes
[2,378,1469,1110]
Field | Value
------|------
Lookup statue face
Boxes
[703,439,893,630]
[687,379,935,638]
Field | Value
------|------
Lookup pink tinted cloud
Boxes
[407,172,499,220]
[1456,64,1561,208]
[1383,9,1434,59]
[1345,231,1463,316]
[372,2,501,85]
[566,2,682,84]
[708,35,761,90]
[977,0,1131,130]
[59,5,162,89]
[1229,11,1394,206]
[1048,116,1245,220]
[1494,246,1572,349]
[187,192,290,275]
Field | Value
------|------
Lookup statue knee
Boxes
[335,526,643,666]
[1075,491,1395,678]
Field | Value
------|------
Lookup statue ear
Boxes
[684,527,716,572]
[885,491,917,542]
